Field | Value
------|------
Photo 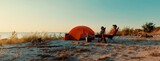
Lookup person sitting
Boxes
[96,25,119,42]
[98,26,107,43]
[105,25,119,40]
[108,25,118,35]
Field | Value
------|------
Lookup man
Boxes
[108,25,118,35]
[105,25,119,42]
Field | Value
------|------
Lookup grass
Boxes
[0,32,63,46]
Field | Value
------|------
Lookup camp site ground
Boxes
[1,36,160,61]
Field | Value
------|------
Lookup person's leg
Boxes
[100,38,103,42]
[101,38,104,43]
[104,37,107,43]
[101,34,105,43]
[98,38,101,42]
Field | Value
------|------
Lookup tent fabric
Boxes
[65,26,95,40]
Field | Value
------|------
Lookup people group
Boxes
[97,25,118,43]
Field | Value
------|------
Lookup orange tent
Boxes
[64,26,95,40]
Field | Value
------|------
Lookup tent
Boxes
[64,26,95,40]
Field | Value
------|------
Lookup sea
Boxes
[0,32,66,39]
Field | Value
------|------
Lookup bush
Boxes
[142,22,155,33]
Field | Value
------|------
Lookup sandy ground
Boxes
[0,36,160,61]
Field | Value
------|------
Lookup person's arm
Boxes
[117,27,119,31]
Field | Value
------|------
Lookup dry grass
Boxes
[0,38,24,46]
[0,32,63,46]
[22,32,62,43]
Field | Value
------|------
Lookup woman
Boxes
[98,26,107,43]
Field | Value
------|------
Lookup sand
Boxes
[0,36,160,61]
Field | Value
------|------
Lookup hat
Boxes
[112,25,117,28]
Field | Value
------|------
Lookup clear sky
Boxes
[0,0,160,32]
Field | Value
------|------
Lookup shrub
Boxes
[142,22,155,33]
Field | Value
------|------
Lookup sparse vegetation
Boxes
[142,22,155,33]
[116,27,143,36]
[0,32,63,46]
[116,22,160,36]
[121,27,135,36]
[152,27,160,34]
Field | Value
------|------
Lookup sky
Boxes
[0,0,160,32]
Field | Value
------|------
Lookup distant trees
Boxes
[142,22,155,33]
